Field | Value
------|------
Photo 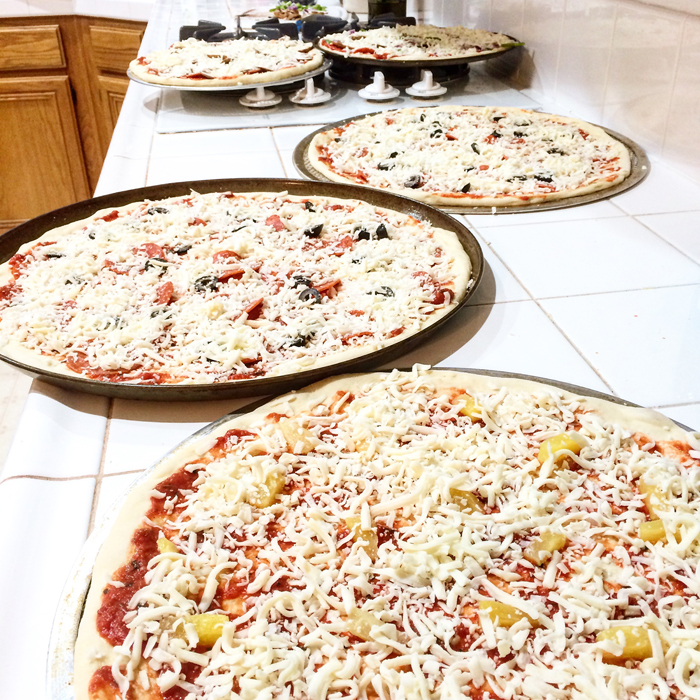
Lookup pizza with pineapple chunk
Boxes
[308,106,632,207]
[0,192,469,385]
[74,367,700,700]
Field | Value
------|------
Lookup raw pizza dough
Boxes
[319,24,517,61]
[0,192,470,385]
[308,106,632,207]
[74,366,700,700]
[129,37,324,87]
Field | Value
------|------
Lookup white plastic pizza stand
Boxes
[2,0,700,697]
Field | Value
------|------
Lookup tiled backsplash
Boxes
[437,0,700,185]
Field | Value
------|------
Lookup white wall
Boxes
[437,0,700,185]
[0,0,153,21]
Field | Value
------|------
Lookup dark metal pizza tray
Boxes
[46,365,694,700]
[0,178,483,401]
[126,58,333,93]
[293,112,650,215]
[317,35,523,86]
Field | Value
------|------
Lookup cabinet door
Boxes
[0,75,89,232]
[96,74,129,133]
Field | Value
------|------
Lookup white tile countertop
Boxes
[3,1,700,695]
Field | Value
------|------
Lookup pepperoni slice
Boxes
[98,210,119,223]
[132,243,164,258]
[0,283,18,302]
[219,269,245,283]
[155,281,174,305]
[242,298,263,320]
[315,279,341,295]
[213,250,241,264]
[265,215,286,232]
[190,218,207,226]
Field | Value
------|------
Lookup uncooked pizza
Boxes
[0,192,469,385]
[308,106,632,207]
[319,25,517,61]
[74,367,700,700]
[129,37,324,87]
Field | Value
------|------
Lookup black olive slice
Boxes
[299,287,322,304]
[547,148,566,155]
[303,223,324,238]
[471,143,480,154]
[194,275,219,292]
[461,183,471,193]
[430,129,443,138]
[304,201,315,211]
[375,223,389,239]
[88,232,95,240]
[373,286,394,297]
[535,175,553,183]
[389,151,399,158]
[491,131,502,138]
[419,113,426,122]
[405,175,423,189]
[492,115,505,121]
[465,166,476,172]
[507,175,528,182]
[174,244,192,255]
[514,131,525,138]
[377,163,392,171]
[355,227,371,241]
[292,275,313,288]
[46,253,64,259]
[147,207,168,215]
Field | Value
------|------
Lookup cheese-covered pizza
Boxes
[308,106,632,207]
[129,37,324,87]
[74,367,700,700]
[0,192,470,385]
[319,25,516,61]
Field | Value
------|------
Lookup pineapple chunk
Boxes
[348,608,382,642]
[639,478,666,519]
[479,600,538,628]
[458,394,481,420]
[345,516,379,560]
[157,537,178,554]
[524,531,567,565]
[248,470,285,508]
[183,613,228,648]
[278,419,318,455]
[449,488,484,513]
[221,596,246,616]
[639,519,667,544]
[537,432,583,465]
[596,626,656,662]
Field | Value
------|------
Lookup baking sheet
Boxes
[0,178,483,401]
[293,115,650,215]
[155,67,539,132]
[46,366,694,699]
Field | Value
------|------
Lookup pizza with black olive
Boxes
[309,106,632,207]
[0,192,469,385]
[319,25,517,61]
[74,367,700,700]
[129,37,324,87]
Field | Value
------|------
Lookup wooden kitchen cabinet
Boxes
[0,16,146,233]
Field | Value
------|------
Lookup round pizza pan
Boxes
[125,58,333,92]
[0,178,483,401]
[293,113,650,214]
[46,366,695,700]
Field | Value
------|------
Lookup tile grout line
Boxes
[475,234,618,395]
[632,214,700,270]
[0,473,96,486]
[531,281,700,303]
[104,469,147,478]
[87,398,114,536]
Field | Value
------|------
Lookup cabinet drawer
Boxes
[0,25,65,71]
[89,25,144,73]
